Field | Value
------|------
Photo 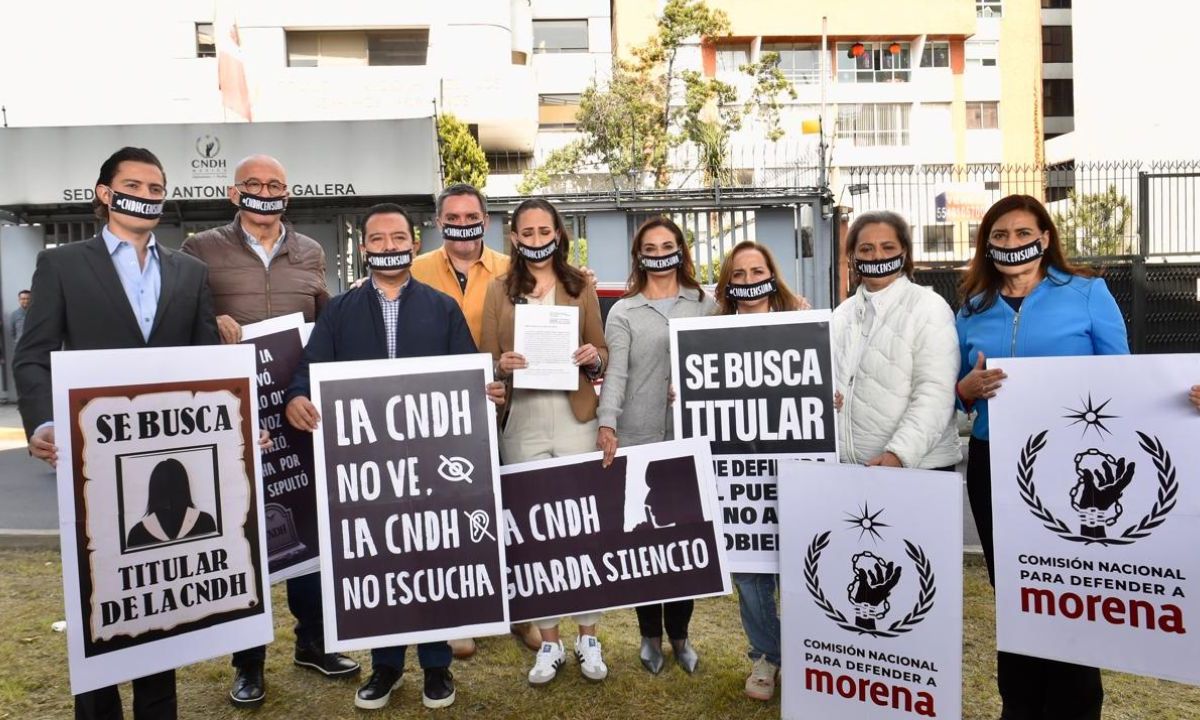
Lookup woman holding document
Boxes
[480,198,610,686]
[596,217,715,676]
[710,241,805,701]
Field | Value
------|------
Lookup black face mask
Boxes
[239,192,286,215]
[727,277,778,302]
[516,238,558,262]
[107,189,164,220]
[855,253,905,278]
[988,238,1045,266]
[442,222,485,242]
[365,250,413,271]
[641,249,683,272]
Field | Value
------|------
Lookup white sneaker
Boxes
[574,635,608,682]
[528,641,565,686]
[745,656,778,701]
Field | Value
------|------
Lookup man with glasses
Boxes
[181,154,351,709]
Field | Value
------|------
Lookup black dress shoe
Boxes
[422,667,456,709]
[294,640,361,677]
[229,663,265,708]
[355,666,402,710]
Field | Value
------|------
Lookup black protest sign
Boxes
[312,357,507,650]
[501,439,729,622]
[244,323,319,580]
[671,311,836,457]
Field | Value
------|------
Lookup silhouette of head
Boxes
[144,459,195,535]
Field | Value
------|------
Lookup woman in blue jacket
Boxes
[956,194,1128,720]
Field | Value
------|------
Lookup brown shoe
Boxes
[511,622,542,651]
[448,638,476,659]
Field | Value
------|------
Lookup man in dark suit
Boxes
[284,203,505,713]
[14,146,220,720]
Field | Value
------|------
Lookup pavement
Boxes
[0,397,982,553]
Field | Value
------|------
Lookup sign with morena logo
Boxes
[988,354,1200,686]
[779,463,963,720]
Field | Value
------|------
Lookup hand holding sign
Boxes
[958,352,1007,402]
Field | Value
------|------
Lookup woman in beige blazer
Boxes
[480,198,609,687]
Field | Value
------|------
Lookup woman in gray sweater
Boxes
[596,217,716,675]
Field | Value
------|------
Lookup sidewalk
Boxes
[0,403,59,547]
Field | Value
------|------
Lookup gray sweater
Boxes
[597,287,717,446]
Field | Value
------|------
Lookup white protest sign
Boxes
[779,463,963,719]
[989,354,1200,685]
[53,345,273,695]
[670,310,838,573]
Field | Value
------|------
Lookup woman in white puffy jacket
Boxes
[832,211,962,470]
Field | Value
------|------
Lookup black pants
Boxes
[75,671,175,720]
[966,438,1103,720]
[635,600,694,640]
[232,572,323,668]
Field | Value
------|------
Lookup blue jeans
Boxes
[732,573,780,666]
[371,642,452,672]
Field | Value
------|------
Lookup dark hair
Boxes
[436,183,488,218]
[17,289,30,296]
[845,211,916,286]
[93,147,166,220]
[503,198,586,300]
[715,241,801,315]
[958,194,1092,315]
[624,217,704,299]
[359,203,415,238]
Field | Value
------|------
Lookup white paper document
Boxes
[513,304,579,391]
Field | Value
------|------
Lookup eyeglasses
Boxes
[237,180,288,196]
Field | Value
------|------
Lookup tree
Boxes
[520,0,795,194]
[437,113,488,188]
[1053,186,1133,257]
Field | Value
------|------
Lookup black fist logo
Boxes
[847,552,902,630]
[1070,450,1135,539]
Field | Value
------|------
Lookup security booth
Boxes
[0,117,441,402]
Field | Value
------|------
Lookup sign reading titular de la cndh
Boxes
[989,354,1199,687]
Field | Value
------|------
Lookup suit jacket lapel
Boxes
[84,236,145,343]
[149,247,178,341]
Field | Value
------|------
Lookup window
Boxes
[966,101,999,129]
[836,103,910,146]
[763,42,821,84]
[716,44,750,76]
[285,30,429,67]
[919,41,950,68]
[486,152,534,173]
[195,22,216,58]
[976,1,1003,17]
[1041,0,1071,7]
[923,225,954,253]
[968,223,981,245]
[1043,78,1074,116]
[836,42,911,83]
[532,19,589,53]
[367,30,430,65]
[965,40,998,68]
[1042,25,1072,63]
[538,94,581,127]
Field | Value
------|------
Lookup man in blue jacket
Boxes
[284,202,504,712]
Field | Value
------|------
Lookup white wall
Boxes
[0,0,538,151]
[1069,1,1200,162]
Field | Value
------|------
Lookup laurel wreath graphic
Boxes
[804,532,936,638]
[1017,430,1178,546]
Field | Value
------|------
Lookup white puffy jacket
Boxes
[832,276,962,469]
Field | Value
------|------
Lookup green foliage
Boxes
[520,0,795,194]
[569,236,589,268]
[1053,186,1133,257]
[437,113,488,189]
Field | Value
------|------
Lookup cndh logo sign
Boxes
[192,134,227,176]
